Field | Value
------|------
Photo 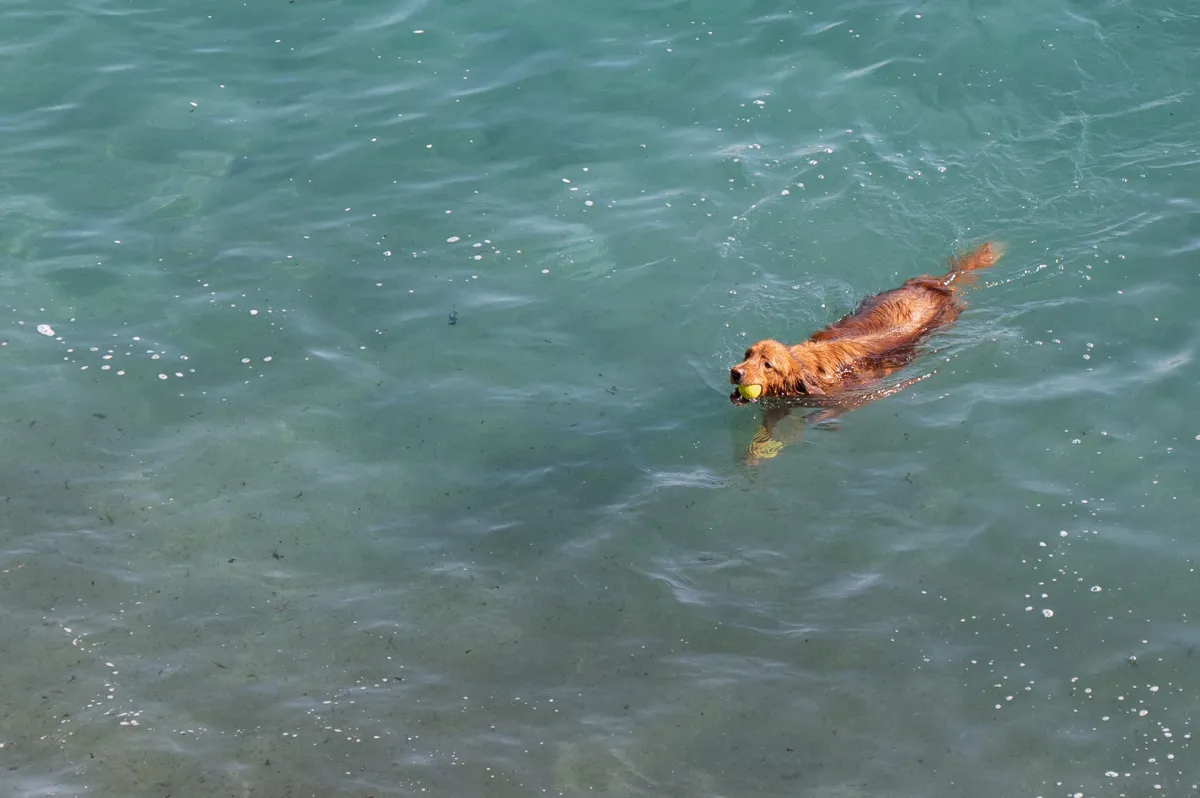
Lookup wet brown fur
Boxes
[729,241,1003,461]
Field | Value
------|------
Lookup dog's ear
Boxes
[785,363,825,396]
[795,361,826,395]
[799,377,825,396]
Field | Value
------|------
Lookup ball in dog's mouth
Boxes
[730,384,762,405]
[737,384,762,400]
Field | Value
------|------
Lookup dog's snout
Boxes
[730,367,743,383]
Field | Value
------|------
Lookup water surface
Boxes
[2,0,1199,795]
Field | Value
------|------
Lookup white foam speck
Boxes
[447,236,460,243]
[37,324,55,337]
[1042,608,1054,618]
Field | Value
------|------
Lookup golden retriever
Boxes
[729,241,1003,461]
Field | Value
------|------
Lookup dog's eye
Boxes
[764,361,773,370]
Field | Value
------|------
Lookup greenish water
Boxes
[2,0,1199,795]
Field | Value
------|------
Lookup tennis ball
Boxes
[737,384,763,400]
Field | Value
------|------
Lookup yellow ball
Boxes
[738,384,763,400]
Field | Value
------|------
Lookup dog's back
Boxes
[791,241,1004,392]
[812,241,1003,348]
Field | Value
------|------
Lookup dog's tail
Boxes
[942,241,1004,290]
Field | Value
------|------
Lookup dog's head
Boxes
[729,339,825,405]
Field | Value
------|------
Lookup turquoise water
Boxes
[2,0,1199,794]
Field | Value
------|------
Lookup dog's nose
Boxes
[730,368,743,383]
